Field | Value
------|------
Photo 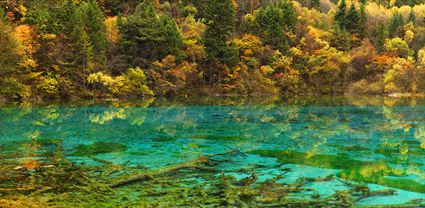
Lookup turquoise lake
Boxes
[1,96,425,206]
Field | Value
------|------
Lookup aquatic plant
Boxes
[249,149,425,194]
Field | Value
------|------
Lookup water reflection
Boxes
[1,96,425,204]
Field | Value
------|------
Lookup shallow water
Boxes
[1,96,425,206]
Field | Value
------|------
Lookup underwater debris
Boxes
[1,149,425,207]
[71,142,128,156]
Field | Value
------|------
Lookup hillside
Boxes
[1,0,425,100]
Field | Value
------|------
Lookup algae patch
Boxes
[72,142,128,156]
[249,149,425,193]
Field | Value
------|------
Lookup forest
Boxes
[1,0,425,101]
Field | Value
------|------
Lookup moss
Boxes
[72,142,128,156]
[339,165,425,193]
[249,149,425,193]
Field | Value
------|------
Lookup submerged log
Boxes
[110,149,242,188]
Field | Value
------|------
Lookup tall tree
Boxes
[335,0,347,29]
[254,0,297,51]
[72,0,107,69]
[346,3,361,34]
[389,12,404,37]
[0,8,21,98]
[375,22,388,52]
[359,3,367,38]
[203,0,239,66]
[118,1,183,69]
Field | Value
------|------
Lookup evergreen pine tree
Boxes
[359,3,367,38]
[71,0,106,71]
[118,1,182,68]
[254,0,297,51]
[335,0,347,29]
[203,0,238,66]
[346,3,361,34]
[376,22,388,52]
[389,12,404,37]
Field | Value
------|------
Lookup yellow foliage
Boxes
[105,16,119,43]
[180,15,206,40]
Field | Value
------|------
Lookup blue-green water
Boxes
[1,96,425,206]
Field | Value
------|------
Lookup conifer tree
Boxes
[359,3,367,38]
[72,0,106,72]
[389,12,404,37]
[118,1,182,68]
[346,3,361,34]
[335,0,347,29]
[254,0,297,51]
[203,0,239,66]
[376,22,388,52]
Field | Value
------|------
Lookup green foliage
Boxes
[105,0,121,15]
[72,0,107,67]
[346,3,361,34]
[335,1,362,36]
[384,37,411,58]
[389,12,404,37]
[26,0,76,35]
[203,0,239,67]
[124,67,155,97]
[254,0,297,51]
[375,22,388,52]
[118,1,183,68]
[335,0,347,29]
[331,27,351,51]
[359,4,367,38]
[35,75,60,98]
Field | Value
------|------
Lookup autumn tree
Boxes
[0,8,21,98]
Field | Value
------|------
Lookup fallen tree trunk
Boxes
[110,149,242,188]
